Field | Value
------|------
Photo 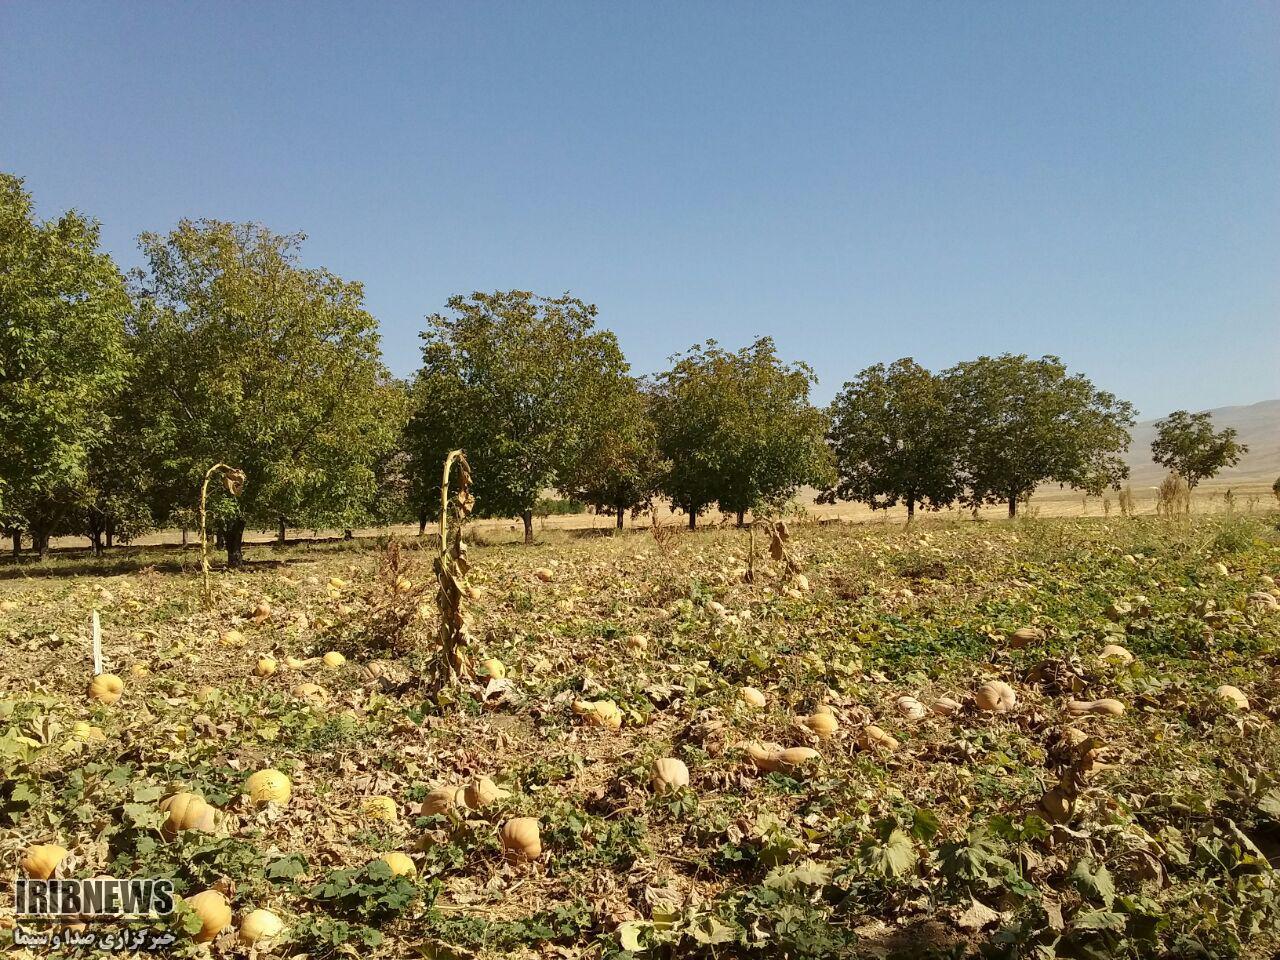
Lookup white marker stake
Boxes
[92,610,103,676]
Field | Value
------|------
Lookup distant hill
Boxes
[1124,398,1280,488]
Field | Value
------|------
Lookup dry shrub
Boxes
[347,540,431,657]
[1118,486,1136,518]
[745,517,802,583]
[649,508,678,556]
[1157,473,1191,518]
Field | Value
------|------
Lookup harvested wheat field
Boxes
[3,513,1280,958]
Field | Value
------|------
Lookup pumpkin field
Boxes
[3,511,1279,958]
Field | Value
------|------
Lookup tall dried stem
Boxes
[199,463,246,609]
[432,450,474,689]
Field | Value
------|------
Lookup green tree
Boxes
[130,219,402,565]
[0,172,131,557]
[652,338,833,528]
[822,358,962,521]
[75,398,157,554]
[557,377,664,529]
[947,354,1135,518]
[406,290,630,543]
[369,397,416,533]
[1150,410,1248,489]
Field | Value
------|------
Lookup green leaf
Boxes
[265,852,309,880]
[911,807,941,842]
[617,920,651,952]
[123,802,168,829]
[862,827,917,878]
[685,915,737,946]
[1258,790,1280,819]
[132,783,164,803]
[1070,858,1115,908]
[763,861,832,891]
[1072,908,1126,931]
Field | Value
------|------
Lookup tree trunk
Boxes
[688,510,697,531]
[225,518,246,568]
[418,511,427,537]
[35,529,50,560]
[10,530,21,557]
[521,510,534,544]
[277,517,287,545]
[90,529,104,557]
[736,509,746,528]
[906,497,916,523]
[615,504,625,530]
[105,525,114,549]
[1008,495,1018,518]
[181,527,188,547]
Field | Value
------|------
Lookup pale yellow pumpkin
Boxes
[478,658,506,680]
[650,757,690,793]
[463,777,508,810]
[895,696,927,720]
[773,746,820,775]
[1008,626,1044,648]
[500,817,542,861]
[239,908,285,946]
[1066,698,1125,717]
[857,725,899,752]
[185,890,231,942]
[21,844,67,880]
[931,696,962,716]
[1099,644,1134,664]
[803,711,839,738]
[1215,685,1249,710]
[245,769,291,806]
[379,852,416,877]
[738,686,767,708]
[159,792,217,840]
[572,699,623,730]
[88,673,124,705]
[745,741,785,772]
[422,785,459,817]
[974,680,1017,712]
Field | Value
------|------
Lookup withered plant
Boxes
[430,450,475,690]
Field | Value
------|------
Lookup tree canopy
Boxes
[0,173,131,554]
[129,219,402,563]
[0,169,1183,557]
[947,354,1135,517]
[1150,410,1248,489]
[556,376,664,528]
[652,338,833,527]
[406,290,631,542]
[823,358,963,520]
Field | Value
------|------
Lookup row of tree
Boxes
[0,173,1250,564]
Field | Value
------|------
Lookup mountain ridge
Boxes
[1123,397,1280,487]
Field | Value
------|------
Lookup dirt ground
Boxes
[39,480,1279,554]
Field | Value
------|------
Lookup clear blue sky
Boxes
[3,1,1277,416]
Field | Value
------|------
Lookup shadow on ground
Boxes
[0,536,392,581]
